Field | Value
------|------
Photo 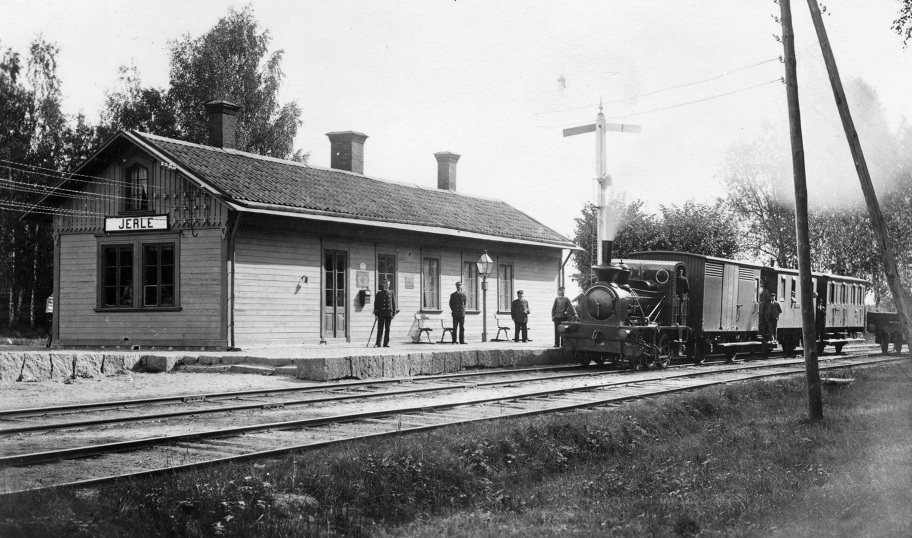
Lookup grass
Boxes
[0,325,50,347]
[0,362,910,537]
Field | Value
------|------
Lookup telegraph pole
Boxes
[779,0,823,420]
[804,0,912,348]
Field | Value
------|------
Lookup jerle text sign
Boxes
[105,215,169,232]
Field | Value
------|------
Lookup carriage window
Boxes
[828,282,835,303]
[778,277,786,299]
[841,284,847,304]
[789,278,797,302]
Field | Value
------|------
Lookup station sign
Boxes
[105,215,169,233]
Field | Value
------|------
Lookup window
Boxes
[497,263,513,312]
[378,254,396,291]
[421,258,439,310]
[125,164,150,212]
[143,244,175,307]
[778,276,786,300]
[99,237,179,310]
[102,245,134,307]
[462,261,478,310]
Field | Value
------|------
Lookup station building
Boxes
[35,101,576,350]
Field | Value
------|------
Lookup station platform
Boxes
[0,341,568,383]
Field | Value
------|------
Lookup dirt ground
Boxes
[0,371,315,411]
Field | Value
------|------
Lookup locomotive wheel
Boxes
[593,355,606,366]
[881,335,889,354]
[654,334,671,369]
[629,354,644,371]
[577,352,591,366]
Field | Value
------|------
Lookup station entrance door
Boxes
[323,250,347,340]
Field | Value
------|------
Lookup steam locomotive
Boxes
[558,247,869,368]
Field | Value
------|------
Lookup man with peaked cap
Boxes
[551,286,574,347]
[511,290,531,342]
[449,282,468,344]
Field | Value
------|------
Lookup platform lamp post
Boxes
[476,250,494,342]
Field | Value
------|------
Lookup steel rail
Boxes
[0,352,894,468]
[0,363,583,418]
[0,345,877,435]
[0,353,900,496]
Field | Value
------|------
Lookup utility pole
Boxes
[804,0,912,348]
[779,0,823,420]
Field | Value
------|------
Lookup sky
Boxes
[1,0,910,244]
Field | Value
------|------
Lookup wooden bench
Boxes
[413,314,455,344]
[490,314,511,341]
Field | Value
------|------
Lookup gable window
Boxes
[126,164,150,212]
[378,254,396,291]
[462,261,478,310]
[98,236,179,311]
[497,263,513,312]
[421,258,440,310]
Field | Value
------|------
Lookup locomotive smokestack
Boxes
[601,240,614,266]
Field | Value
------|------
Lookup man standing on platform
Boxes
[551,286,573,348]
[449,282,467,344]
[373,279,398,347]
[511,290,531,342]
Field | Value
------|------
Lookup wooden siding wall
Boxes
[233,229,321,347]
[232,220,563,346]
[56,228,225,347]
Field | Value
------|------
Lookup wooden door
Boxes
[323,250,347,339]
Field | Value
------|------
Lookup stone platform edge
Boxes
[1,348,569,383]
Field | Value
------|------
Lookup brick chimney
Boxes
[326,131,368,174]
[204,99,241,149]
[434,152,460,191]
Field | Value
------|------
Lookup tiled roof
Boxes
[134,132,575,247]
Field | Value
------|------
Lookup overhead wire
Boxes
[535,57,782,117]
[537,78,783,128]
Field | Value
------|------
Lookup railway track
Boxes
[0,344,899,494]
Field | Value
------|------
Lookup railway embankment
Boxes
[0,346,566,383]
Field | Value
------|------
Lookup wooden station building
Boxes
[33,101,576,349]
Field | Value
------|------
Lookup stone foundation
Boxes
[0,347,569,383]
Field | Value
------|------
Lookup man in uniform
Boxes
[551,286,573,348]
[511,290,531,342]
[449,282,467,344]
[759,278,771,357]
[373,279,398,347]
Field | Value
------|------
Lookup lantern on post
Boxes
[476,250,494,342]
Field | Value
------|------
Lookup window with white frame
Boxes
[421,258,440,310]
[462,261,478,310]
[497,263,513,312]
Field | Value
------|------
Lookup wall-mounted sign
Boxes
[356,271,369,288]
[105,215,169,233]
[404,275,415,289]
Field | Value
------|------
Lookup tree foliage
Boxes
[894,0,912,44]
[0,38,96,329]
[100,5,306,161]
[570,197,740,291]
[720,129,797,267]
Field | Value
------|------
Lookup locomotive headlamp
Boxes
[617,328,634,339]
